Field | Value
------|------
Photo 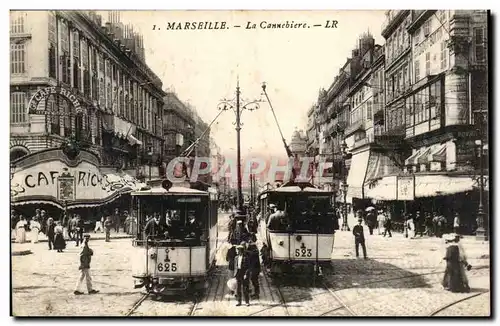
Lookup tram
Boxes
[257,181,338,276]
[130,180,218,296]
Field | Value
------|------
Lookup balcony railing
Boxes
[344,119,365,137]
[381,10,410,38]
[382,125,406,136]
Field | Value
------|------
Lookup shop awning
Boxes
[364,176,398,201]
[415,175,477,198]
[346,150,370,200]
[405,148,423,166]
[428,143,447,162]
[416,147,433,164]
[128,134,143,146]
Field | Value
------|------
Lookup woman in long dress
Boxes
[442,234,471,293]
[53,221,66,253]
[30,218,41,243]
[15,215,28,243]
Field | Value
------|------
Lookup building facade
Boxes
[10,11,165,182]
[304,10,488,233]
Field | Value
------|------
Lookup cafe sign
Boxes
[397,175,415,201]
[10,159,143,206]
[27,86,82,115]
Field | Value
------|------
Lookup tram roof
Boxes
[260,186,333,196]
[131,186,208,196]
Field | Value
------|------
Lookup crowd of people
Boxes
[11,207,136,247]
[223,207,261,307]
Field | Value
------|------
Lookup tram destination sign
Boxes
[27,86,82,115]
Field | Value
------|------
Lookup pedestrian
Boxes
[69,214,77,240]
[247,234,261,299]
[366,209,376,235]
[453,213,461,236]
[75,215,84,246]
[113,208,121,233]
[424,212,433,236]
[46,217,55,250]
[122,210,130,234]
[414,211,424,238]
[40,210,48,235]
[442,234,471,293]
[15,215,28,244]
[74,234,99,295]
[352,218,367,259]
[94,212,104,233]
[104,215,113,242]
[11,210,19,240]
[30,217,41,244]
[62,212,69,240]
[53,221,66,253]
[377,210,385,235]
[234,243,251,306]
[383,212,392,237]
[233,220,249,244]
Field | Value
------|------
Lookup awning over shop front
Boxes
[405,148,422,166]
[364,176,398,201]
[363,151,401,201]
[415,175,477,198]
[428,143,447,162]
[416,147,433,164]
[10,148,146,210]
[346,150,370,200]
[128,134,143,146]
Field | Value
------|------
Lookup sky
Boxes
[102,10,386,159]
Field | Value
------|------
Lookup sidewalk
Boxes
[11,231,133,245]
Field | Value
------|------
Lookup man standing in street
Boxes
[104,215,113,242]
[234,243,251,306]
[352,218,367,259]
[453,213,461,236]
[247,234,261,299]
[366,209,376,235]
[113,208,121,233]
[75,215,84,247]
[74,234,99,295]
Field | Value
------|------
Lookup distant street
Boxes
[11,213,489,316]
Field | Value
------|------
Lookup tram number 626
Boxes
[295,248,312,257]
[157,262,177,272]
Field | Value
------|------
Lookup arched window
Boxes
[10,147,29,161]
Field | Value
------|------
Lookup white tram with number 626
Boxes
[258,182,338,277]
[130,181,218,296]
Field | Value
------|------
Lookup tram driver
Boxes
[267,205,286,231]
[144,214,161,238]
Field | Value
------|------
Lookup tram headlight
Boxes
[278,240,284,246]
[296,235,302,242]
[150,253,157,260]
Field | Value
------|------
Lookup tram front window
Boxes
[288,197,335,233]
[138,196,207,242]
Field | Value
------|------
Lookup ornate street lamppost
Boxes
[218,78,262,213]
[474,138,488,241]
[340,140,350,231]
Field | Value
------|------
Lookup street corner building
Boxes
[304,10,489,238]
[10,10,215,218]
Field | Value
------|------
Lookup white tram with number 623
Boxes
[257,182,338,277]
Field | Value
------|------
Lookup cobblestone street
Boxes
[11,214,490,316]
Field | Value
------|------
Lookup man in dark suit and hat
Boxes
[74,234,99,295]
[352,217,367,259]
[234,242,251,306]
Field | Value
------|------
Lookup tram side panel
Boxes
[153,246,208,277]
[265,232,335,262]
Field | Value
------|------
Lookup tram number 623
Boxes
[157,262,177,272]
[295,248,312,257]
